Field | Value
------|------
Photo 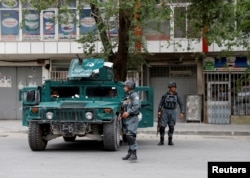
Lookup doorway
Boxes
[207,82,231,124]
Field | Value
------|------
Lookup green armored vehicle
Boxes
[20,58,153,151]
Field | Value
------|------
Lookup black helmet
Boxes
[168,82,177,88]
[124,80,135,89]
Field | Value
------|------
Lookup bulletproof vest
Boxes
[164,94,177,109]
[122,92,140,115]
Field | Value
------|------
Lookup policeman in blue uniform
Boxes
[121,80,140,161]
[158,82,184,146]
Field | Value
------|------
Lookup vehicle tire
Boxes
[103,119,120,151]
[28,122,48,151]
[63,136,76,142]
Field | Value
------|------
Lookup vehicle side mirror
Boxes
[21,89,40,105]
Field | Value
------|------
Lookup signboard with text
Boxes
[42,10,55,40]
[23,10,40,41]
[0,10,19,41]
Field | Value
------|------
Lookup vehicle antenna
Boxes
[76,54,82,65]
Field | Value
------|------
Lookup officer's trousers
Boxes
[160,108,176,138]
[123,116,139,150]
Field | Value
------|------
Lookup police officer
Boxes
[121,80,140,161]
[158,82,184,146]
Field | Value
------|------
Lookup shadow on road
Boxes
[46,139,106,152]
[44,137,157,152]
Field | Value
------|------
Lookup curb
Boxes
[138,130,250,136]
[1,129,250,137]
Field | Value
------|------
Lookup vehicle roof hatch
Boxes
[67,58,114,81]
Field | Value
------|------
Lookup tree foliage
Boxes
[188,0,250,53]
[22,0,250,80]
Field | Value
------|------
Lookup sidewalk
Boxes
[139,122,250,136]
[0,120,250,136]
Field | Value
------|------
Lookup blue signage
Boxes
[1,10,19,36]
[43,10,55,40]
[80,9,96,34]
[59,10,76,40]
[23,10,40,40]
[0,0,19,8]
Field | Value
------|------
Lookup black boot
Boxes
[168,137,174,146]
[128,150,137,161]
[122,149,131,160]
[158,136,164,145]
[158,126,165,145]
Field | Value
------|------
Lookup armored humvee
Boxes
[20,58,153,151]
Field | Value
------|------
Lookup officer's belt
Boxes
[163,107,176,110]
[129,113,139,117]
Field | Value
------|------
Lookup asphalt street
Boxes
[0,133,249,178]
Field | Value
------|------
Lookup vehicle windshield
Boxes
[50,87,79,98]
[86,86,117,98]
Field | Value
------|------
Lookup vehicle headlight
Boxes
[46,112,53,120]
[85,112,93,120]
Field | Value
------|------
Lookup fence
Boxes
[50,71,68,81]
[204,71,250,123]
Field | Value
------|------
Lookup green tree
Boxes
[188,0,250,54]
[22,0,171,80]
[22,0,250,80]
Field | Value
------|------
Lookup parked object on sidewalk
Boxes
[237,86,250,103]
[185,94,202,122]
[19,57,154,151]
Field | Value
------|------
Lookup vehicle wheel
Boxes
[103,119,120,151]
[63,136,76,142]
[28,122,48,151]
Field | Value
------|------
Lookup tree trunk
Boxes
[90,2,131,81]
[90,3,114,57]
[112,9,131,81]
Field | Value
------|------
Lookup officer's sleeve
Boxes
[177,94,184,113]
[127,93,140,116]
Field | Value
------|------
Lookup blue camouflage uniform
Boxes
[122,90,140,151]
[158,91,184,140]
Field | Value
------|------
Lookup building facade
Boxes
[0,0,249,124]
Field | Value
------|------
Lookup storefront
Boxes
[204,57,250,124]
[0,66,42,119]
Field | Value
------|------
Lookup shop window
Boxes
[237,0,250,37]
[174,6,186,38]
[174,5,200,39]
[143,5,171,40]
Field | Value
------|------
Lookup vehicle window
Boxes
[86,86,117,98]
[50,87,79,98]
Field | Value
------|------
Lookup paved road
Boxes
[0,133,250,178]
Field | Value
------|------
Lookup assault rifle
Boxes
[118,105,124,121]
[157,107,162,136]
